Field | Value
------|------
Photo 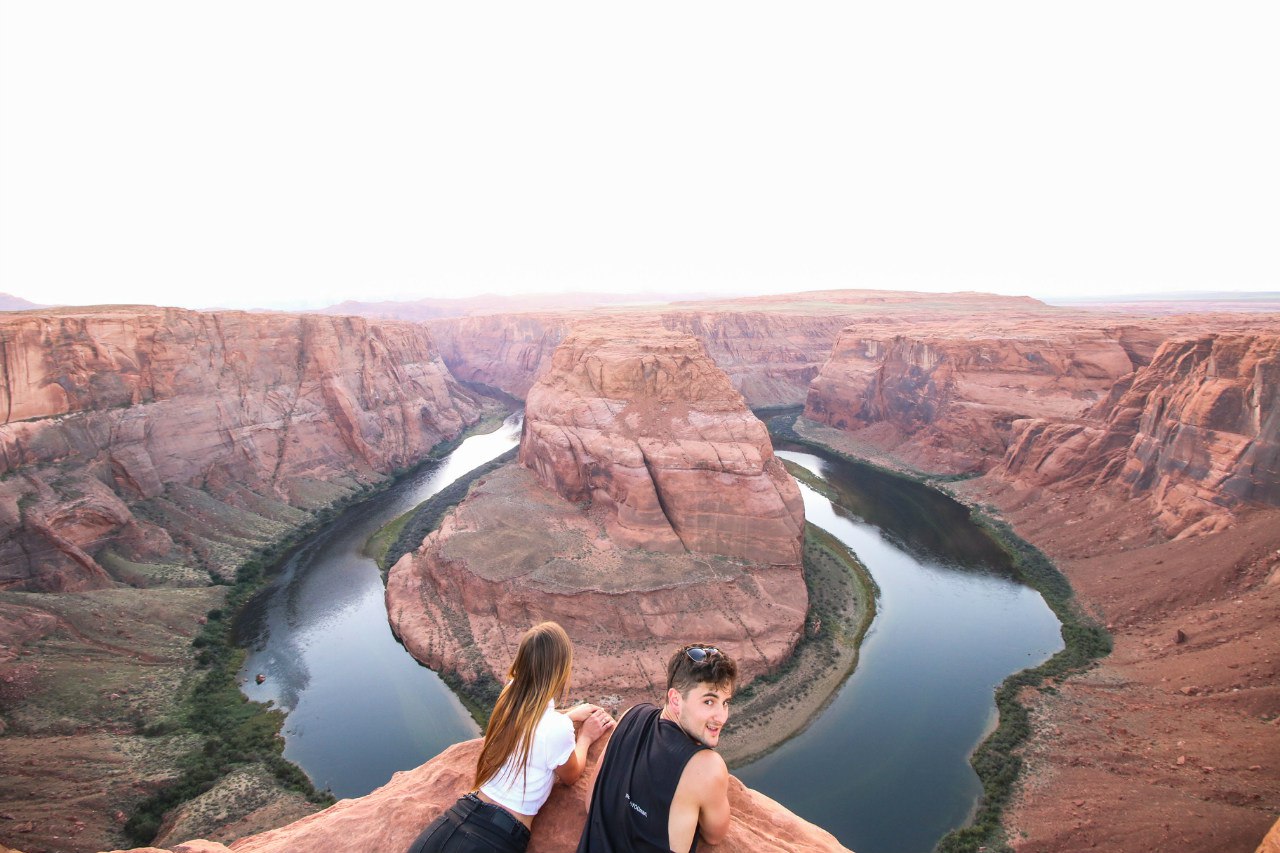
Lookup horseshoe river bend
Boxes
[235,413,1063,853]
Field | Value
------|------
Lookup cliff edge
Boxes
[102,734,852,853]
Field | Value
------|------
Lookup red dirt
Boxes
[958,477,1280,853]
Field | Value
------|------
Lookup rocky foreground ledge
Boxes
[99,735,851,853]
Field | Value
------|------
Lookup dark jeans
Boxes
[405,793,532,853]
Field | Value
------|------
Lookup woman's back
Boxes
[479,700,575,817]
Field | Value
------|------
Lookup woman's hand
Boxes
[555,707,617,785]
[581,708,616,743]
[563,702,601,723]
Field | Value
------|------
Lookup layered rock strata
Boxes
[388,326,806,706]
[427,289,1051,408]
[0,308,480,590]
[803,321,1140,472]
[105,735,852,853]
[801,312,1280,474]
[993,333,1280,536]
[519,328,805,563]
[799,317,1280,853]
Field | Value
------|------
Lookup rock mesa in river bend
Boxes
[519,326,804,564]
[388,324,806,707]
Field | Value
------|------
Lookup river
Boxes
[235,413,522,796]
[236,418,1062,852]
[735,448,1062,853]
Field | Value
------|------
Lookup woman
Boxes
[406,621,615,853]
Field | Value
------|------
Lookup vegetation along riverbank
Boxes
[767,413,1112,853]
[122,402,514,846]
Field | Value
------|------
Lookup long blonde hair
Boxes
[474,621,573,790]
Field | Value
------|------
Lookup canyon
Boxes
[0,291,1277,853]
[425,290,1051,407]
[0,307,482,592]
[0,307,483,853]
[387,324,808,711]
[796,312,1280,851]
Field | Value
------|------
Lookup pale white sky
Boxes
[1,2,1276,311]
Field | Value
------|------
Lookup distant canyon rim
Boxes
[0,289,1276,853]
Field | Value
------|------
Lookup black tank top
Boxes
[576,703,708,853]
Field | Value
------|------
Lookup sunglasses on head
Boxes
[684,645,721,663]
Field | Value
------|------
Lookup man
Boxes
[577,644,737,853]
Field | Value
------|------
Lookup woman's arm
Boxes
[554,707,615,785]
[561,702,602,724]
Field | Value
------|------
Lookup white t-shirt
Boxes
[479,701,576,816]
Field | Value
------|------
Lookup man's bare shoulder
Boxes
[682,749,729,788]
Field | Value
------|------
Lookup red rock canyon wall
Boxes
[993,333,1280,536]
[0,308,481,591]
[105,735,851,853]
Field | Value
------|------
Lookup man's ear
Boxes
[666,686,682,713]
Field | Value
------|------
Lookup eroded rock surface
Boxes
[803,310,1280,488]
[994,333,1280,536]
[103,735,852,853]
[428,290,1047,407]
[0,307,481,590]
[388,325,806,708]
[519,326,804,563]
[793,311,1280,853]
[804,320,1139,472]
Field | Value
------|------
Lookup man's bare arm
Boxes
[689,750,731,845]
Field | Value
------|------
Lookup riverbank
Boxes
[363,408,514,567]
[124,398,515,846]
[957,475,1280,853]
[769,414,1112,853]
[780,412,1280,852]
[720,520,877,767]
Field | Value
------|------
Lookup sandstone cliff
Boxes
[992,333,1280,536]
[103,735,851,853]
[519,327,804,563]
[800,309,1280,474]
[797,315,1280,853]
[428,290,1048,408]
[0,308,481,591]
[803,321,1139,473]
[388,325,806,709]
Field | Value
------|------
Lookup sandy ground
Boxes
[962,482,1280,853]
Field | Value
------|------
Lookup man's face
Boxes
[670,681,732,748]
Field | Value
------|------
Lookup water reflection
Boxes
[777,444,1013,573]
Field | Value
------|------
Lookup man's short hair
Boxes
[666,644,738,695]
